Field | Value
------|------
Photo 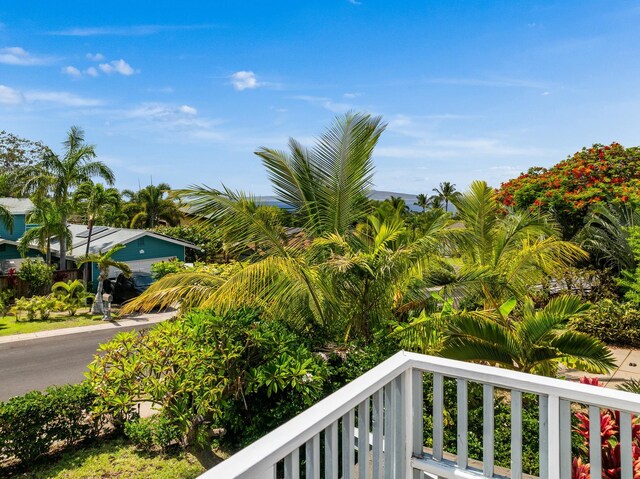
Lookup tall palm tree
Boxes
[18,199,72,265]
[440,296,615,376]
[440,180,587,309]
[73,182,122,280]
[0,204,12,234]
[432,181,460,212]
[429,195,444,210]
[76,244,131,314]
[126,183,182,228]
[123,113,449,342]
[415,193,428,212]
[24,126,115,269]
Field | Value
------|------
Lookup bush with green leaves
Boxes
[87,308,327,468]
[150,258,188,280]
[16,258,55,296]
[12,295,59,321]
[52,279,92,316]
[570,298,640,347]
[125,415,183,452]
[0,289,13,318]
[0,383,100,463]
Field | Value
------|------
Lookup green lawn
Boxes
[9,439,205,479]
[0,309,110,336]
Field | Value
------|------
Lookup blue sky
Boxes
[1,1,639,194]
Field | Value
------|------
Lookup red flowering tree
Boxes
[497,143,640,238]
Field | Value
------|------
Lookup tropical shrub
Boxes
[572,377,640,478]
[497,143,640,238]
[570,299,640,348]
[150,258,188,279]
[0,383,100,463]
[52,279,92,315]
[16,258,55,296]
[12,295,58,321]
[124,416,182,452]
[87,308,327,467]
[0,289,13,318]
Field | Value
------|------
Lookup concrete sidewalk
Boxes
[0,310,176,344]
[563,346,640,388]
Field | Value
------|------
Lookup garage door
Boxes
[108,256,176,278]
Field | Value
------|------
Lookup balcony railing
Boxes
[202,351,640,479]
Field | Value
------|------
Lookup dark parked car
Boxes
[112,271,154,304]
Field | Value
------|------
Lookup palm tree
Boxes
[76,244,131,314]
[18,199,71,265]
[24,127,114,269]
[432,181,460,212]
[123,113,449,342]
[428,195,444,210]
[440,296,615,376]
[578,203,640,272]
[73,182,122,280]
[126,183,182,228]
[415,193,428,212]
[440,180,587,309]
[0,203,12,234]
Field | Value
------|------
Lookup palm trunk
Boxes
[46,237,51,265]
[59,214,67,270]
[83,219,94,284]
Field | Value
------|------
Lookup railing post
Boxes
[412,369,424,479]
[547,394,560,479]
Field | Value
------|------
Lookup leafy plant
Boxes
[0,289,13,318]
[570,299,640,348]
[150,258,188,280]
[0,383,100,463]
[52,279,92,316]
[16,258,55,296]
[87,308,327,468]
[12,295,58,321]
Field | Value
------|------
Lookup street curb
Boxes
[0,312,175,344]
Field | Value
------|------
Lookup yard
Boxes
[0,308,111,337]
[8,439,205,479]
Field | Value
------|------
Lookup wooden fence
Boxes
[0,269,80,297]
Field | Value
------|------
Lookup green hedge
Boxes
[0,383,101,463]
[571,299,640,347]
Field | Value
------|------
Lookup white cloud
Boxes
[24,90,103,107]
[230,71,260,91]
[85,67,99,77]
[179,105,197,115]
[541,91,551,96]
[99,59,136,76]
[0,47,52,66]
[50,24,213,36]
[0,85,24,105]
[343,92,363,99]
[86,52,105,61]
[348,0,362,4]
[62,66,82,78]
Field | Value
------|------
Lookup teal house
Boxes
[0,198,41,272]
[48,224,200,283]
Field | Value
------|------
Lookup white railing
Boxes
[202,351,640,479]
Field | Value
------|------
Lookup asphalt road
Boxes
[0,323,153,401]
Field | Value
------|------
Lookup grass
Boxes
[9,439,205,479]
[0,308,116,337]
